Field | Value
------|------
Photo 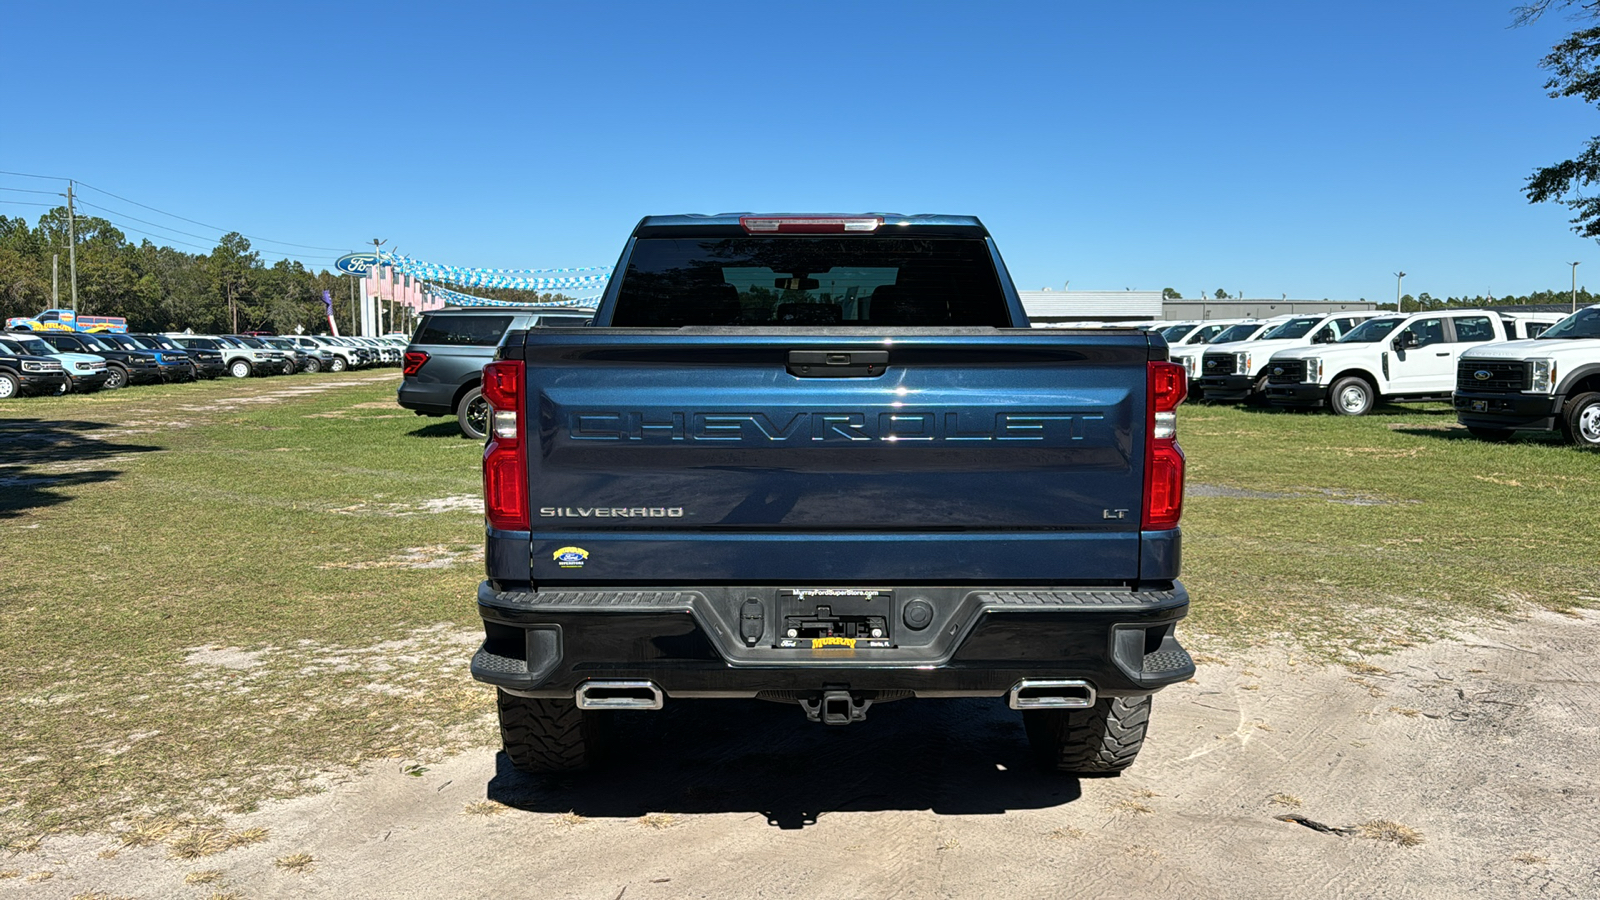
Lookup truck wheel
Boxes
[1329,376,1375,416]
[328,356,346,372]
[103,365,128,390]
[1561,391,1600,448]
[1246,375,1271,406]
[0,372,20,399]
[496,690,612,773]
[1024,695,1150,775]
[457,387,489,439]
[1466,426,1515,443]
[303,358,322,374]
[229,359,251,379]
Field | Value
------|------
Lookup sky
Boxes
[4,0,1599,302]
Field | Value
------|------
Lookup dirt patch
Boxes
[1190,483,1415,507]
[327,495,480,517]
[182,647,270,671]
[318,545,484,571]
[8,611,1596,900]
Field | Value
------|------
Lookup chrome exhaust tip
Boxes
[574,680,664,710]
[1008,679,1096,710]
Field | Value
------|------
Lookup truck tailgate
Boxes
[515,328,1155,583]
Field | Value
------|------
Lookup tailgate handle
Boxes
[787,350,889,378]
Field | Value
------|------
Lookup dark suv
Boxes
[398,306,591,438]
[134,334,226,379]
[0,341,69,398]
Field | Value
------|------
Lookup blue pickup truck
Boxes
[470,214,1193,775]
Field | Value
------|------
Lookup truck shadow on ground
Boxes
[0,418,160,519]
[487,697,1084,830]
[405,421,470,439]
[1389,426,1566,444]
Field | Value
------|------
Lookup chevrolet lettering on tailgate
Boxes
[569,410,1109,442]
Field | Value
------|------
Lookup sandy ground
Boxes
[4,609,1596,900]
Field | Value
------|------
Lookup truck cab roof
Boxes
[632,213,989,238]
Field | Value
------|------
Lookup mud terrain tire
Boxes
[497,690,611,773]
[1024,695,1151,775]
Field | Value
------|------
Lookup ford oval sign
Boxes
[1474,370,1492,381]
[335,253,380,275]
[1272,366,1284,376]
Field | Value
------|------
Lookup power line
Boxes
[73,198,227,245]
[74,179,350,252]
[6,169,352,257]
[105,225,216,252]
[0,186,62,196]
[3,200,340,264]
[0,170,68,182]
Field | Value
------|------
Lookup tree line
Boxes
[0,207,577,334]
[1382,288,1596,312]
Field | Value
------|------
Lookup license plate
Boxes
[1471,400,1487,411]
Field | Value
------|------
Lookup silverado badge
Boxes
[552,546,590,568]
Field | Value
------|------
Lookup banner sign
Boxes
[335,252,381,276]
[383,252,612,292]
[424,283,598,310]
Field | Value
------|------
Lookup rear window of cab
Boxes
[413,315,515,346]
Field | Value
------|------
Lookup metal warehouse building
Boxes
[1019,290,1163,323]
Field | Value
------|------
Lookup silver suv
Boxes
[397,306,591,437]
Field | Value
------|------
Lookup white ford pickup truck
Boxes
[1263,310,1564,416]
[1192,312,1378,403]
[1452,304,1600,446]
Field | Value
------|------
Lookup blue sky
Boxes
[4,1,1598,301]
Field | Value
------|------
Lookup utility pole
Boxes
[348,263,356,337]
[52,254,59,306]
[1394,272,1406,314]
[66,181,78,311]
[1570,261,1581,313]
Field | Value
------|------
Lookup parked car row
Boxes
[1041,307,1597,447]
[1180,307,1595,447]
[0,328,410,399]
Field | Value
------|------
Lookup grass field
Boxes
[1,376,1595,843]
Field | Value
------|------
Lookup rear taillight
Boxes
[1142,360,1187,530]
[402,350,429,375]
[481,360,527,531]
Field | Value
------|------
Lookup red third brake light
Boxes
[1142,361,1188,531]
[402,350,430,376]
[481,359,527,531]
[739,216,883,234]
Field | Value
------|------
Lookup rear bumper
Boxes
[471,580,1194,700]
[1452,391,1562,432]
[396,380,454,416]
[1264,382,1325,406]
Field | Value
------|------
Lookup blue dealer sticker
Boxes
[552,546,590,568]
